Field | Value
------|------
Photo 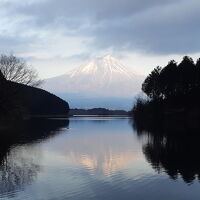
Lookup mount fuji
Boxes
[43,55,144,110]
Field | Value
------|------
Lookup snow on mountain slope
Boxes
[43,55,144,98]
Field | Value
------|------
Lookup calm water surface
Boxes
[0,117,200,200]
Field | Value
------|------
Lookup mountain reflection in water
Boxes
[39,117,143,178]
[55,127,142,176]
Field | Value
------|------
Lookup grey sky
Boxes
[0,0,200,77]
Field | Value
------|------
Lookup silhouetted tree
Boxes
[132,56,200,119]
[159,60,178,98]
[141,56,199,101]
[177,56,196,94]
[0,54,42,87]
[142,66,162,99]
[0,70,5,81]
[196,58,200,87]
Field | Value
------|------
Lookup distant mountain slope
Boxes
[69,108,128,116]
[58,93,135,110]
[43,55,144,109]
[44,55,144,97]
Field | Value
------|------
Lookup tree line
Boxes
[132,56,200,119]
[142,56,200,100]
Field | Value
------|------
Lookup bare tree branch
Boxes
[0,54,42,87]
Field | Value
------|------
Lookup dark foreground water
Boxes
[0,117,200,200]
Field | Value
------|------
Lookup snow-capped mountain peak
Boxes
[43,55,144,99]
[66,55,138,80]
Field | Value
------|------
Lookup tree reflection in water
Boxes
[0,119,69,195]
[132,117,200,184]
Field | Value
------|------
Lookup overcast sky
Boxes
[1,0,200,78]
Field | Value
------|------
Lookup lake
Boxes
[0,117,200,200]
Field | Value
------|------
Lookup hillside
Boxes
[12,82,69,116]
[0,73,69,119]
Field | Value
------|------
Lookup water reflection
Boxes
[133,118,200,184]
[0,119,69,196]
[64,137,141,176]
[0,145,41,196]
[1,117,200,200]
[52,118,142,176]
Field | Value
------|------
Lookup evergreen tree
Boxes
[142,66,162,99]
